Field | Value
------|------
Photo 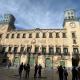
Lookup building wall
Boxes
[0,10,80,68]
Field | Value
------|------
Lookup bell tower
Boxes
[64,9,76,20]
[0,14,15,33]
[63,9,78,28]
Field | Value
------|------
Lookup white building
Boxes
[0,9,80,68]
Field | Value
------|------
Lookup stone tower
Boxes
[64,9,76,20]
[0,14,15,33]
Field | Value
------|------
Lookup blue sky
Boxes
[0,0,80,29]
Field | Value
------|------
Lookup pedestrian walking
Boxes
[78,66,80,80]
[8,60,11,69]
[34,64,38,78]
[19,62,24,78]
[72,66,78,80]
[58,65,64,80]
[24,64,27,78]
[38,64,42,78]
[27,64,30,78]
[63,67,68,80]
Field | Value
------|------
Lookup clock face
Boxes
[70,22,75,28]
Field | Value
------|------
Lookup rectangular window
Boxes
[72,32,76,38]
[63,33,66,38]
[73,39,77,44]
[56,47,61,54]
[36,33,39,38]
[0,34,2,38]
[35,46,39,53]
[27,47,31,53]
[20,47,24,52]
[56,33,59,38]
[22,33,26,38]
[11,34,14,38]
[2,47,6,52]
[29,33,32,38]
[42,47,46,55]
[49,47,54,55]
[43,33,46,38]
[13,47,18,53]
[63,48,68,55]
[8,47,12,52]
[6,34,9,38]
[73,48,79,54]
[49,33,53,38]
[17,33,20,38]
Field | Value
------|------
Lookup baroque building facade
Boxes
[0,9,80,68]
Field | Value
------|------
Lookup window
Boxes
[49,33,53,38]
[0,34,2,38]
[42,47,46,55]
[35,46,39,53]
[8,47,12,52]
[68,16,71,19]
[13,47,18,53]
[11,34,14,38]
[49,47,54,55]
[36,33,39,38]
[29,33,32,38]
[43,33,46,38]
[73,48,79,54]
[68,12,70,15]
[63,48,68,55]
[71,12,73,15]
[27,47,31,53]
[56,47,61,54]
[22,33,26,38]
[20,47,24,52]
[6,34,9,38]
[56,33,59,38]
[17,33,20,38]
[71,16,74,19]
[2,47,6,52]
[72,32,76,38]
[62,33,66,38]
[73,39,77,44]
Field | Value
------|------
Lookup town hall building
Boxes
[0,9,80,68]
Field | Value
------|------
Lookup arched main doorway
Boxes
[46,58,52,68]
[29,55,35,67]
[14,56,20,67]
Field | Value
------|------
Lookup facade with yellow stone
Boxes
[0,9,80,68]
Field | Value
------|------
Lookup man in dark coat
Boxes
[24,64,30,78]
[58,65,64,80]
[72,66,78,80]
[38,64,42,78]
[34,64,38,78]
[19,62,24,78]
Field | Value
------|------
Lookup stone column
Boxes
[31,45,35,53]
[54,46,56,54]
[39,45,42,53]
[6,46,8,52]
[11,46,14,53]
[17,45,20,52]
[61,46,63,54]
[46,45,49,54]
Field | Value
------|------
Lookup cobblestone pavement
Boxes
[0,67,72,80]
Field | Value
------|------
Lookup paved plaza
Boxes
[0,67,72,80]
